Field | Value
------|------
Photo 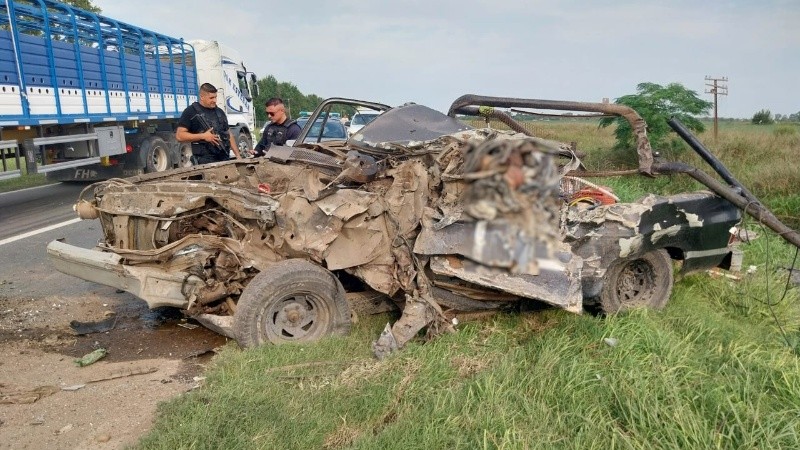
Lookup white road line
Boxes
[0,182,60,197]
[0,218,81,247]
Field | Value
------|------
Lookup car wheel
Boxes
[233,259,351,347]
[237,133,253,158]
[142,137,170,173]
[178,143,193,168]
[598,249,673,314]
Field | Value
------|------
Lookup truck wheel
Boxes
[233,259,351,348]
[598,250,673,314]
[142,137,170,173]
[178,143,193,168]
[237,133,253,158]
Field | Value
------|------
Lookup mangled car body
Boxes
[50,94,793,356]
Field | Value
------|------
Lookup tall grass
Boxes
[137,269,800,449]
[135,119,800,449]
[533,120,799,229]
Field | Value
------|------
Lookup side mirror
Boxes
[250,74,259,97]
[344,121,351,127]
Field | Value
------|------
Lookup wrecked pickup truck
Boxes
[48,95,796,356]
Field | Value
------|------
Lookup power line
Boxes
[705,76,728,141]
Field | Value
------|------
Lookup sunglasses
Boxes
[267,111,277,117]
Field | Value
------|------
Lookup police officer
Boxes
[176,83,241,164]
[253,98,302,156]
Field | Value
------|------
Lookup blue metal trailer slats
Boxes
[0,0,198,125]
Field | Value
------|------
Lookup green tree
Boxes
[253,75,350,128]
[751,109,774,125]
[599,82,712,150]
[2,0,100,33]
[62,0,101,13]
[254,75,310,125]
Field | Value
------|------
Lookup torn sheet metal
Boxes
[49,98,743,354]
[429,254,583,313]
[565,191,739,280]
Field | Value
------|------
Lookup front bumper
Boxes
[46,240,200,309]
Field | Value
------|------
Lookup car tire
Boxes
[237,133,253,158]
[142,137,170,173]
[178,142,193,168]
[233,259,351,348]
[598,249,673,314]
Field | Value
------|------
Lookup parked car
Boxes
[295,116,348,144]
[347,107,382,136]
[258,115,348,148]
[49,95,796,358]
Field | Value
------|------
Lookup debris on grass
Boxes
[707,268,742,281]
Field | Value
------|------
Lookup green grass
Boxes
[0,153,56,192]
[0,172,54,193]
[137,259,800,449]
[132,119,800,449]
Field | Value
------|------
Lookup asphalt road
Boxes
[0,183,105,297]
[0,182,89,242]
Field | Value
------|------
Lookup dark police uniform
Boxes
[254,119,302,156]
[177,102,231,164]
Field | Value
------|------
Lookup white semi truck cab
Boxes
[190,39,258,155]
[0,0,258,181]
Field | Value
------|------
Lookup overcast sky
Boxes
[94,0,799,118]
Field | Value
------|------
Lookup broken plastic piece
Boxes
[74,348,108,367]
[603,337,619,347]
[372,323,398,360]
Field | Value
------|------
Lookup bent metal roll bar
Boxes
[448,94,655,175]
[447,94,800,250]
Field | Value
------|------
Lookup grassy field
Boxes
[127,119,800,449]
[138,269,800,449]
[490,119,800,229]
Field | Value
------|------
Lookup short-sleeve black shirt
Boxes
[178,102,231,160]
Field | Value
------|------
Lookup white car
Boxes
[347,108,382,136]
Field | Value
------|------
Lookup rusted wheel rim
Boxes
[262,294,331,342]
[615,259,656,306]
[238,137,251,157]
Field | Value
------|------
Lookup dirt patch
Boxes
[0,290,229,449]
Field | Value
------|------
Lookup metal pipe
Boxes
[448,94,654,175]
[655,162,800,250]
[667,117,759,204]
[5,0,30,115]
[456,106,532,136]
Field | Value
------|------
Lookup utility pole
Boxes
[705,76,728,141]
